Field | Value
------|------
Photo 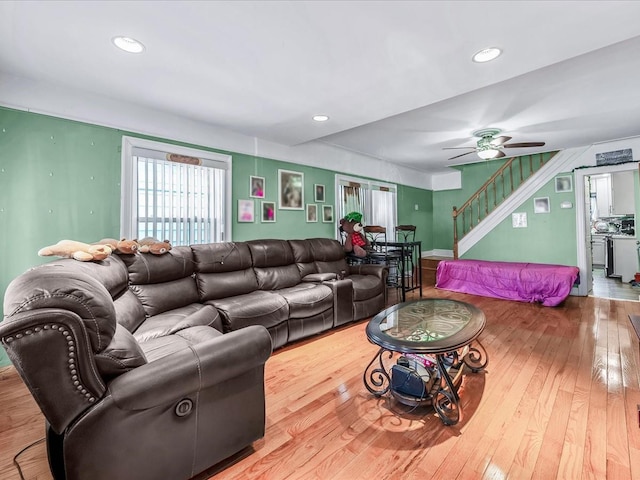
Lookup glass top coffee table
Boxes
[363,298,488,425]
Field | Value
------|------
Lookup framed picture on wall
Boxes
[261,201,276,222]
[278,169,304,210]
[306,204,318,222]
[238,199,254,222]
[314,184,325,203]
[533,196,550,214]
[322,205,334,223]
[250,176,265,198]
[554,175,573,193]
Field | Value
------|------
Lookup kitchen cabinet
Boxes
[593,174,612,217]
[612,237,638,283]
[612,171,635,215]
[591,235,605,267]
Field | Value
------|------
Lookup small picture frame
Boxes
[306,204,318,222]
[250,176,265,198]
[238,199,254,222]
[533,197,550,214]
[278,169,304,210]
[261,201,276,223]
[554,175,573,193]
[314,184,325,203]
[322,205,334,223]
[512,212,527,228]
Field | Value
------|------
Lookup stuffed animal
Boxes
[339,212,369,258]
[138,237,172,255]
[38,239,113,262]
[94,238,140,255]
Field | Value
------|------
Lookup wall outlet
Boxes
[414,204,419,211]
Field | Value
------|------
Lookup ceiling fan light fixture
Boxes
[112,36,145,54]
[477,149,501,160]
[472,47,502,63]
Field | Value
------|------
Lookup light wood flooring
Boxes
[591,268,640,302]
[2,286,640,480]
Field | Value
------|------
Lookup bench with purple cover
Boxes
[436,259,579,307]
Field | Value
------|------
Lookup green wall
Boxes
[231,154,337,241]
[397,184,433,251]
[0,107,433,366]
[431,152,557,251]
[465,172,578,265]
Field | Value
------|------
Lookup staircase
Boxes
[451,147,587,259]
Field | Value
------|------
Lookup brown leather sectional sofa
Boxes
[0,237,387,480]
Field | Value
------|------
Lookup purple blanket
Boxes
[436,259,579,307]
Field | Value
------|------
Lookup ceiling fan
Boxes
[444,128,545,161]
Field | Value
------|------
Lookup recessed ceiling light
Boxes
[312,115,329,122]
[472,47,502,63]
[112,36,145,54]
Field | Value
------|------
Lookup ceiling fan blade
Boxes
[443,146,476,150]
[494,150,506,158]
[448,151,475,160]
[503,142,545,148]
[489,136,512,147]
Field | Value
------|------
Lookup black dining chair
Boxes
[364,226,402,302]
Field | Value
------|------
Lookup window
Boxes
[121,137,231,245]
[335,174,397,236]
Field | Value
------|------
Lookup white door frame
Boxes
[574,161,638,296]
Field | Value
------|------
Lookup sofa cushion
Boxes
[271,283,333,318]
[60,255,130,298]
[121,246,194,284]
[191,242,253,273]
[133,304,222,342]
[129,276,200,317]
[137,325,223,363]
[288,239,318,278]
[196,270,259,301]
[307,238,349,275]
[248,239,295,267]
[113,289,147,333]
[249,240,301,290]
[191,242,259,301]
[94,324,147,380]
[350,274,384,301]
[3,261,117,353]
[209,291,289,331]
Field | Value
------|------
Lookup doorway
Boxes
[575,163,639,301]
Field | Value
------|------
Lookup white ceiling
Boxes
[2,1,640,175]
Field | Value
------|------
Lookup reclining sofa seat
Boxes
[0,253,272,480]
[299,238,388,320]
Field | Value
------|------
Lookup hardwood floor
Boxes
[2,286,640,479]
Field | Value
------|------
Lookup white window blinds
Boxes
[121,137,231,245]
[336,175,397,237]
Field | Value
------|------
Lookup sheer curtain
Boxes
[370,188,397,237]
[336,175,397,238]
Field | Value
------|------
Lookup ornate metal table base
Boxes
[363,341,488,426]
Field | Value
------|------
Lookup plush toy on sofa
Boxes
[95,238,140,255]
[339,211,369,258]
[38,239,113,262]
[138,237,172,255]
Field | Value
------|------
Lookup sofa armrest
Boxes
[0,308,107,434]
[302,272,337,282]
[348,263,388,280]
[109,325,272,410]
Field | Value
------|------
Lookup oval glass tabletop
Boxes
[366,298,486,354]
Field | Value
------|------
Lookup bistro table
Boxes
[363,298,488,425]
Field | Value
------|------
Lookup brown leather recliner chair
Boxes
[0,256,272,480]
